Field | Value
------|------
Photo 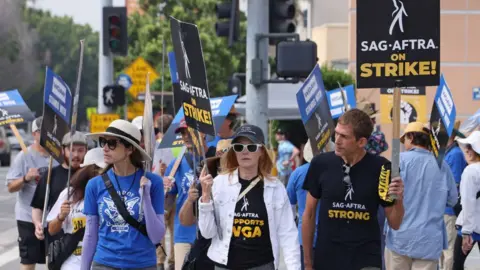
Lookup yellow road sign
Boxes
[127,101,145,120]
[90,113,120,133]
[124,57,159,120]
[86,107,97,121]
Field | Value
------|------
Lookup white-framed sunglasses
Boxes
[231,143,263,153]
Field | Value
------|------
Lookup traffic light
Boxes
[103,85,125,107]
[103,7,128,56]
[276,40,317,78]
[269,0,296,45]
[228,76,243,97]
[215,0,240,47]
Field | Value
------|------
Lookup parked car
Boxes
[6,128,34,150]
[0,127,11,166]
[5,128,34,166]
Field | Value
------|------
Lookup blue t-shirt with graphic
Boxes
[166,153,198,244]
[83,168,164,268]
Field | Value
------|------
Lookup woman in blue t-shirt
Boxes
[80,120,166,270]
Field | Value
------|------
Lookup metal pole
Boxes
[98,0,114,114]
[246,0,269,139]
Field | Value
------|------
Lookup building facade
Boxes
[309,0,350,70]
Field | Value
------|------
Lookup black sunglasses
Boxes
[99,137,121,150]
[232,143,262,153]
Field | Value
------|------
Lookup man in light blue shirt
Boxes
[286,140,322,270]
[276,129,300,186]
[384,122,458,269]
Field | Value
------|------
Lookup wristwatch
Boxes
[22,176,28,183]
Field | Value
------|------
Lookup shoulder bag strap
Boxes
[236,177,261,203]
[101,174,148,237]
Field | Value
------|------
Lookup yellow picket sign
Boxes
[90,113,120,133]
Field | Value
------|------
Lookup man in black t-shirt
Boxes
[31,132,87,242]
[302,109,405,270]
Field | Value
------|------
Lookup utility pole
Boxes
[98,0,114,114]
[246,0,269,140]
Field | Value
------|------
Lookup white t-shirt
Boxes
[47,188,85,270]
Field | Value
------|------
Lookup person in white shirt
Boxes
[46,148,106,270]
[454,131,480,269]
[198,124,300,270]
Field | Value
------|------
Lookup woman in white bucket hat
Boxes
[80,119,166,270]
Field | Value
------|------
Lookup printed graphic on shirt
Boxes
[345,185,354,201]
[99,191,140,233]
[181,170,195,194]
[378,163,394,203]
[328,202,371,221]
[72,215,85,256]
[232,196,266,239]
[72,215,86,233]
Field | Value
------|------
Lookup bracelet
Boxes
[22,176,28,183]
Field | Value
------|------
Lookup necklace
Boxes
[113,169,138,201]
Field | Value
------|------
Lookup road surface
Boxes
[0,167,477,269]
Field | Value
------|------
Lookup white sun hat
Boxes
[132,116,143,131]
[86,119,151,161]
[457,130,480,155]
[80,147,107,169]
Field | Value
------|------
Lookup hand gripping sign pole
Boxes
[390,80,402,200]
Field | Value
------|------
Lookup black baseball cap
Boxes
[232,124,265,145]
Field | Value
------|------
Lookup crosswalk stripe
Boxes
[0,227,18,247]
[0,247,18,267]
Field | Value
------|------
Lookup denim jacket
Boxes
[198,169,301,270]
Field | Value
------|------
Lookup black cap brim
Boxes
[232,134,262,145]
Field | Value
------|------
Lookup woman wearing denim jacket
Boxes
[198,124,301,270]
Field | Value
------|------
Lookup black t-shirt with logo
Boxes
[217,177,274,270]
[303,152,394,270]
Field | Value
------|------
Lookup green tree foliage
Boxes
[20,8,99,129]
[116,0,247,99]
[320,64,355,92]
[0,0,39,98]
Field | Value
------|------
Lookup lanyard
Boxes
[237,177,261,203]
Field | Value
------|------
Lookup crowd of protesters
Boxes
[4,104,480,270]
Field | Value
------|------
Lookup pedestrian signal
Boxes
[103,85,125,107]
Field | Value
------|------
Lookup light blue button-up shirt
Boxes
[385,148,458,260]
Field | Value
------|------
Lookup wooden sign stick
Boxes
[9,124,28,153]
[390,81,402,200]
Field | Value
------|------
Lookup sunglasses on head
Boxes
[232,143,262,153]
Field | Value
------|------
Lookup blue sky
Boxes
[30,0,125,32]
